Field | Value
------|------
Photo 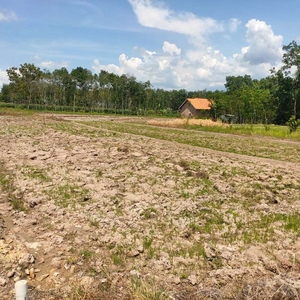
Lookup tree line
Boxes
[1,41,299,124]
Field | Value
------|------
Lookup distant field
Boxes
[69,116,300,163]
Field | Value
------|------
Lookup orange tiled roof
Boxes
[187,98,211,110]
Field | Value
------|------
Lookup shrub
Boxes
[286,116,300,133]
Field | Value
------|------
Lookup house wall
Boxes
[179,102,212,118]
[180,102,200,118]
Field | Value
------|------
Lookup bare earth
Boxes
[0,114,300,299]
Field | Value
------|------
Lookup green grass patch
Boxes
[47,183,91,208]
[0,106,35,116]
[186,123,300,140]
[21,165,51,182]
[0,163,26,211]
[80,249,94,260]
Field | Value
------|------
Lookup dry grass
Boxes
[130,278,169,300]
[146,118,227,128]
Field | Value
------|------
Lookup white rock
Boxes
[0,277,7,286]
[7,270,15,278]
[188,275,197,285]
[80,276,94,287]
[129,270,140,277]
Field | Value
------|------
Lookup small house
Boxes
[178,98,212,118]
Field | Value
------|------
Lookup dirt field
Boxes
[0,113,300,299]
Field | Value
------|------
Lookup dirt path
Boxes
[67,116,300,171]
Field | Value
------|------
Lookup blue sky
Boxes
[0,0,300,90]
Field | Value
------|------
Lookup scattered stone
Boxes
[243,246,263,263]
[25,242,41,250]
[129,270,140,277]
[38,274,49,281]
[128,249,140,257]
[80,276,94,287]
[29,267,35,279]
[50,269,57,277]
[51,257,62,269]
[7,270,15,278]
[39,258,45,264]
[31,219,38,225]
[0,277,7,286]
[137,245,144,253]
[204,244,216,260]
[173,277,181,285]
[274,250,293,269]
[188,275,197,286]
[132,152,142,157]
[19,253,35,268]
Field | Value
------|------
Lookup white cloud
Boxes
[127,0,223,42]
[92,59,122,76]
[32,56,69,70]
[33,55,41,61]
[93,43,233,90]
[145,50,156,56]
[228,18,241,33]
[39,60,69,70]
[241,19,283,65]
[92,15,284,91]
[0,69,9,87]
[162,41,181,55]
[93,43,283,90]
[119,54,143,70]
[0,10,17,22]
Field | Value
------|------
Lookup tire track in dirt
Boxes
[69,119,300,172]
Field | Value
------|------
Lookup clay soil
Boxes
[0,113,300,299]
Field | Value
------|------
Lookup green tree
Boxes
[281,40,300,119]
[52,67,73,107]
[70,67,93,110]
[272,69,295,124]
[225,75,253,93]
[1,84,15,103]
[98,70,112,110]
[239,83,271,124]
[6,63,43,108]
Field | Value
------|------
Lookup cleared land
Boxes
[0,113,300,299]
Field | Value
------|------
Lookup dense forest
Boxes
[1,41,299,125]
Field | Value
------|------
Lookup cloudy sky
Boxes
[1,0,300,90]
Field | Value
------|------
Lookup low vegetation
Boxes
[77,118,300,162]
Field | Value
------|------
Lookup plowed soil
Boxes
[0,113,300,299]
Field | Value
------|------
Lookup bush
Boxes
[286,116,300,133]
